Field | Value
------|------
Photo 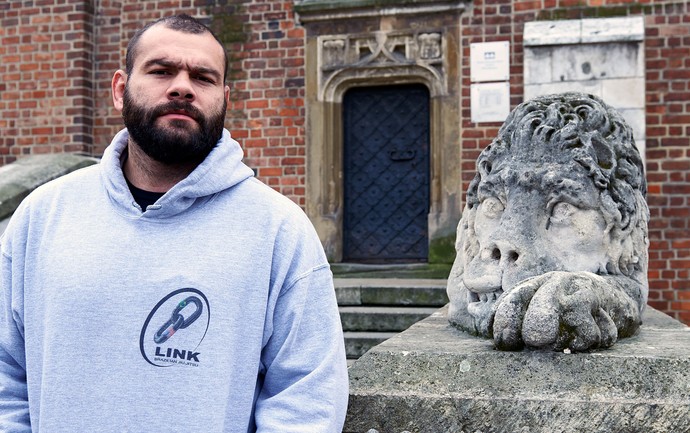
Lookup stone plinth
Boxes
[344,306,690,433]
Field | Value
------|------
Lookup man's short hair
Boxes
[125,14,229,82]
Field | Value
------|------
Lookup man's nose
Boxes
[167,73,195,101]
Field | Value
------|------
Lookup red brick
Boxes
[259,167,282,177]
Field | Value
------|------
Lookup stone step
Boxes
[344,331,397,359]
[335,278,448,307]
[339,306,440,332]
[335,277,448,360]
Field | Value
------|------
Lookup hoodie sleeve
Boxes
[254,262,349,432]
[0,239,32,432]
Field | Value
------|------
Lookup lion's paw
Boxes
[493,271,635,352]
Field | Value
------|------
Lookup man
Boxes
[0,14,348,432]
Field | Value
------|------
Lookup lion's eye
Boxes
[480,197,504,219]
[549,202,577,225]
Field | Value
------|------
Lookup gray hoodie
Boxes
[0,129,348,432]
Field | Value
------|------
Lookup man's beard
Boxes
[121,86,227,165]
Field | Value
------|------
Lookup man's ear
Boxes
[224,84,230,106]
[112,70,127,112]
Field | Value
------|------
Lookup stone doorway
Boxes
[296,0,466,263]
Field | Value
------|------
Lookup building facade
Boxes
[1,0,689,323]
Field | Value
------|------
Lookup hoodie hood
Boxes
[101,128,254,219]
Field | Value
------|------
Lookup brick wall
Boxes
[1,0,307,205]
[643,1,690,323]
[1,0,689,322]
[0,0,95,166]
[224,1,307,206]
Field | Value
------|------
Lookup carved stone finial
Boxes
[447,92,649,352]
[322,38,346,67]
[418,33,441,59]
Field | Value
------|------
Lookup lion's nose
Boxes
[485,241,520,267]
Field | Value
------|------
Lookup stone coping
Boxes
[294,0,467,21]
[295,0,461,13]
[524,16,645,46]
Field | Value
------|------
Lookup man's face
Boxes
[114,25,229,164]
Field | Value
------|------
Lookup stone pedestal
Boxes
[344,306,690,433]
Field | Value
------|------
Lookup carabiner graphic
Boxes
[153,296,203,344]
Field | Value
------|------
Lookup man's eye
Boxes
[479,197,504,219]
[150,70,169,75]
[196,76,215,84]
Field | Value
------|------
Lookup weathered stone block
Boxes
[601,78,645,109]
[524,80,601,101]
[550,43,641,82]
[335,278,449,306]
[345,306,690,433]
[523,17,644,47]
[340,306,438,332]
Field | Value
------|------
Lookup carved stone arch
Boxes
[322,64,445,103]
[297,1,466,263]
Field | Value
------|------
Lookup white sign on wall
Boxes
[470,41,510,123]
[471,82,510,123]
[470,41,510,83]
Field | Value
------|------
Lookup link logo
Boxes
[140,288,210,367]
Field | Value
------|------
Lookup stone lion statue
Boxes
[447,92,649,351]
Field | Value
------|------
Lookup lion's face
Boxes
[447,154,611,336]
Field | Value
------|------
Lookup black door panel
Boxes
[343,84,430,262]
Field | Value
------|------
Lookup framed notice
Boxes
[470,41,510,83]
[471,82,510,123]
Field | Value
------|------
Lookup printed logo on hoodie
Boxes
[139,288,210,367]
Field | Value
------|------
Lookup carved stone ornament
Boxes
[320,31,444,69]
[317,31,445,99]
[418,32,442,59]
[447,92,649,352]
[322,38,346,67]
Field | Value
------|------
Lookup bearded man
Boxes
[0,14,348,432]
